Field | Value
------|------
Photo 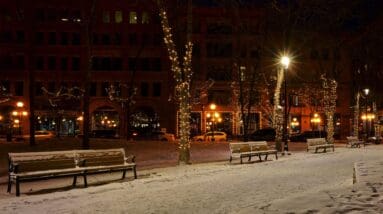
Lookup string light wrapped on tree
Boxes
[158,1,193,163]
[353,93,360,138]
[321,75,337,144]
[273,68,284,151]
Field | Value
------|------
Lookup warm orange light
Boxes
[14,119,20,124]
[12,111,18,116]
[22,111,28,116]
[209,103,216,111]
[77,116,83,121]
[16,101,24,108]
[361,114,375,120]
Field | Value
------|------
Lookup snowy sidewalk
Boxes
[0,146,383,213]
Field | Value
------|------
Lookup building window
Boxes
[48,32,56,45]
[208,90,231,106]
[115,11,123,23]
[92,33,99,45]
[128,58,137,71]
[128,33,137,45]
[141,82,149,97]
[142,33,150,46]
[72,57,80,71]
[15,31,25,43]
[72,32,81,45]
[152,58,161,71]
[48,56,56,70]
[48,82,55,92]
[15,81,24,96]
[0,31,12,43]
[141,58,150,71]
[90,82,97,96]
[153,33,161,46]
[101,34,110,45]
[35,56,44,70]
[35,82,43,96]
[101,82,109,96]
[153,82,161,97]
[102,11,110,23]
[142,12,150,24]
[129,12,137,24]
[60,32,68,45]
[113,33,121,45]
[35,32,44,44]
[61,57,68,70]
[15,55,25,70]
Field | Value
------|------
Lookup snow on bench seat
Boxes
[229,141,278,164]
[306,138,334,153]
[7,148,136,196]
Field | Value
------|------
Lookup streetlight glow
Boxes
[281,56,290,69]
[363,88,369,96]
[16,101,24,108]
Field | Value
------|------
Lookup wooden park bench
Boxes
[306,138,335,153]
[229,141,278,164]
[346,136,364,148]
[7,148,136,196]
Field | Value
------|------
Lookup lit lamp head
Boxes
[281,56,290,69]
[209,103,216,111]
[16,101,24,108]
[363,88,369,96]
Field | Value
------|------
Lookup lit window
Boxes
[129,12,137,24]
[102,11,110,23]
[115,11,123,23]
[142,12,150,24]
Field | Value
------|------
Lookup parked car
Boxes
[289,130,327,142]
[192,131,227,142]
[91,129,119,138]
[250,128,276,141]
[152,131,176,141]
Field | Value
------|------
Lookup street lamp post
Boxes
[207,103,220,141]
[363,88,369,141]
[13,101,28,137]
[281,56,290,154]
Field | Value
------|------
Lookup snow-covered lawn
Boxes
[0,145,382,213]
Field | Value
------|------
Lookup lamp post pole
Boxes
[363,88,369,141]
[281,56,290,154]
[210,104,216,141]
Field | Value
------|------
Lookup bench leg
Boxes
[83,173,88,187]
[7,176,12,193]
[248,156,251,162]
[133,166,137,179]
[122,170,126,179]
[240,157,243,164]
[264,154,268,161]
[229,156,232,163]
[72,175,77,187]
[258,155,262,162]
[275,152,278,160]
[16,179,20,197]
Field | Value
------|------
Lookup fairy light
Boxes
[354,93,360,138]
[322,75,337,144]
[273,68,284,147]
[158,2,193,155]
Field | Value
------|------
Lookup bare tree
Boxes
[157,0,193,164]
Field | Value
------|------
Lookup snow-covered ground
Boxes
[0,145,383,213]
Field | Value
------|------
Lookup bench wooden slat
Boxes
[307,138,334,153]
[7,148,136,197]
[229,141,278,164]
